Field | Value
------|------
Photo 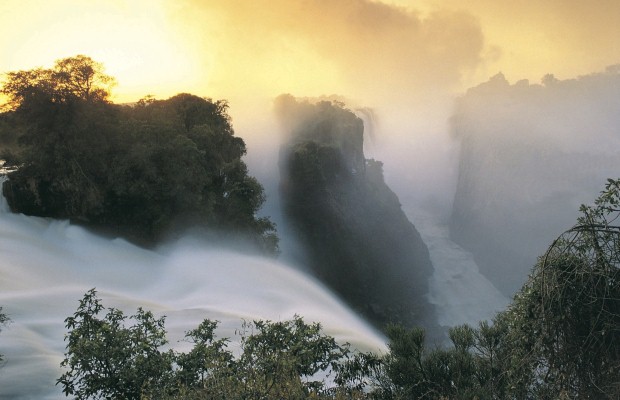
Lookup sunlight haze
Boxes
[2,0,619,105]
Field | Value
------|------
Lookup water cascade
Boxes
[0,178,386,399]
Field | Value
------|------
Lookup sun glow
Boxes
[0,0,204,103]
[2,0,619,106]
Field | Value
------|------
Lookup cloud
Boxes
[169,0,485,104]
[423,0,620,83]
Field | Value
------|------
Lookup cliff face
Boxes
[277,96,436,331]
[450,69,620,295]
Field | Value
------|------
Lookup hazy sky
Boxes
[1,0,619,105]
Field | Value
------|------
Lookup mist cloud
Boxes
[170,0,485,105]
[449,66,620,294]
[430,0,620,84]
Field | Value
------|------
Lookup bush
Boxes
[58,290,375,400]
[492,179,620,398]
[57,289,174,399]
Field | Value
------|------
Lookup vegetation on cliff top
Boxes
[0,55,277,252]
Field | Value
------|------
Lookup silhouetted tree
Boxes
[0,56,278,252]
[1,55,114,111]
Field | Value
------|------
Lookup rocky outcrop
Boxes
[277,95,437,332]
[450,68,620,295]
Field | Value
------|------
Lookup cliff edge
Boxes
[277,95,437,332]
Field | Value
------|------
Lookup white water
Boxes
[408,209,510,327]
[0,179,387,399]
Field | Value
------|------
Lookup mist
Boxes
[3,60,618,393]
[238,65,620,328]
[450,66,620,295]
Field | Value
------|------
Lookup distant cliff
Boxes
[276,95,437,332]
[450,68,620,295]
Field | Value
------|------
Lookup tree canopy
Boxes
[57,289,365,400]
[494,178,620,398]
[0,56,278,252]
[1,55,114,111]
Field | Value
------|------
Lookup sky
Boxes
[1,0,619,107]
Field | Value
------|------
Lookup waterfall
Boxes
[0,177,386,399]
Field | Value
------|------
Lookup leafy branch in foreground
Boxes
[0,306,9,365]
[57,289,375,400]
[58,289,174,399]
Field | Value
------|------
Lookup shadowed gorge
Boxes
[276,95,438,333]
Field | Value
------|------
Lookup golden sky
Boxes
[1,0,619,105]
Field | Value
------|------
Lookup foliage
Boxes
[58,289,174,400]
[373,322,507,400]
[58,290,371,400]
[16,58,614,399]
[0,306,9,365]
[232,317,347,399]
[0,56,277,252]
[1,54,114,112]
[491,178,620,399]
[374,179,620,399]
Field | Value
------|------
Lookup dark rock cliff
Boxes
[277,95,437,332]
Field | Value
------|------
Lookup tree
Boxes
[376,323,503,400]
[57,212,618,400]
[233,316,349,399]
[368,179,620,400]
[58,291,374,400]
[53,55,115,102]
[172,319,234,398]
[1,55,114,111]
[1,57,278,253]
[58,289,174,400]
[492,179,620,398]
